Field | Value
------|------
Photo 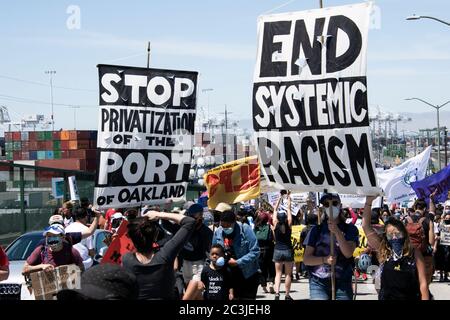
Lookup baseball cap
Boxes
[43,224,66,236]
[220,210,236,223]
[187,203,203,217]
[57,264,138,300]
[319,193,341,205]
[215,203,232,213]
[48,215,64,226]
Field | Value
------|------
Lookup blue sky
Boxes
[1,0,450,132]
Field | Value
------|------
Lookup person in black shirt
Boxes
[363,196,429,300]
[179,203,213,286]
[200,244,234,300]
[122,211,195,300]
[272,191,294,300]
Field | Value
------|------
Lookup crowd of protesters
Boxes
[1,190,450,301]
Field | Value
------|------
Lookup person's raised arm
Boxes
[287,192,292,227]
[362,196,381,251]
[429,189,437,214]
[81,207,102,239]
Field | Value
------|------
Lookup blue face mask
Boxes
[215,256,225,267]
[223,226,234,235]
[388,237,405,258]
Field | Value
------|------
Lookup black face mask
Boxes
[444,220,450,225]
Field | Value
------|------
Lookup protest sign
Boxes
[101,220,135,265]
[205,156,260,209]
[51,178,64,199]
[94,65,198,209]
[411,163,450,205]
[68,176,80,201]
[337,193,382,208]
[30,265,81,300]
[440,226,450,246]
[253,2,379,195]
[378,146,431,204]
[291,225,305,263]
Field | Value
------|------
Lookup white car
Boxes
[0,230,111,300]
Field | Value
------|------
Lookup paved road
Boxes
[257,275,450,300]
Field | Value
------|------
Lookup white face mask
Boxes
[326,206,340,220]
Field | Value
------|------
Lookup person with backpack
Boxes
[212,210,260,300]
[405,198,435,285]
[303,193,359,300]
[363,196,429,300]
[253,211,275,294]
[272,192,294,300]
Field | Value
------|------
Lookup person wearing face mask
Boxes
[363,196,429,300]
[434,213,450,282]
[179,203,213,286]
[199,244,234,300]
[212,209,260,300]
[303,193,359,300]
[23,224,84,275]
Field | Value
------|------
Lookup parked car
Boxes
[0,229,111,300]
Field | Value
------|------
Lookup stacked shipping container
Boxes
[5,130,97,172]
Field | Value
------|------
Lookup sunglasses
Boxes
[322,201,340,208]
[386,232,404,241]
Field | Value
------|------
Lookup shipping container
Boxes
[52,131,61,140]
[4,132,13,141]
[53,150,61,159]
[29,141,38,150]
[13,151,22,160]
[37,141,46,150]
[36,159,86,171]
[21,131,29,141]
[85,159,97,171]
[37,151,46,160]
[69,130,91,140]
[89,131,98,140]
[89,140,97,149]
[13,142,21,151]
[60,130,70,140]
[68,149,97,159]
[61,150,70,159]
[68,140,90,150]
[61,141,70,150]
[12,132,21,141]
[5,151,13,160]
[37,131,46,141]
[29,151,38,160]
[44,131,52,140]
[21,152,29,160]
[5,142,13,151]
[46,151,54,159]
[28,131,38,141]
[44,141,53,150]
[53,140,61,150]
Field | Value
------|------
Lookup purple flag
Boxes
[411,164,450,204]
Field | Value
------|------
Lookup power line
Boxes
[0,93,97,108]
[0,74,96,93]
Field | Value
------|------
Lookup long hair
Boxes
[378,217,413,264]
[127,217,159,254]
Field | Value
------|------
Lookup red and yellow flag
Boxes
[204,156,260,209]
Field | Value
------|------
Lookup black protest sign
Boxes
[253,3,380,195]
[94,65,198,208]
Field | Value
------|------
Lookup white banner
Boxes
[253,2,380,195]
[68,176,80,201]
[94,65,198,209]
[339,193,382,208]
[378,146,431,204]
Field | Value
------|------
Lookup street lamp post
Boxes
[405,98,450,170]
[45,70,56,131]
[406,14,450,26]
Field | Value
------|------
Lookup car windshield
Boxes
[6,233,43,261]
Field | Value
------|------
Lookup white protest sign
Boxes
[94,65,198,209]
[253,2,380,195]
[68,176,80,201]
[440,226,450,246]
[338,194,382,208]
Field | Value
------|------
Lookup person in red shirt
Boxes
[23,224,84,274]
[0,246,9,281]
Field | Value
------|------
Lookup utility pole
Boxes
[220,105,232,164]
[147,42,151,68]
[68,106,80,129]
[45,70,56,131]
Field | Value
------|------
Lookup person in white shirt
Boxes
[65,206,95,270]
